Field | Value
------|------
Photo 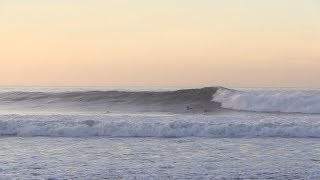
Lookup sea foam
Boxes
[213,88,320,114]
[1,114,319,138]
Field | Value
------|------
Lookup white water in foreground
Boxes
[213,88,320,114]
[1,113,319,138]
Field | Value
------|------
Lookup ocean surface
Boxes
[0,86,319,179]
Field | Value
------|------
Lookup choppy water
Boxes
[0,87,319,179]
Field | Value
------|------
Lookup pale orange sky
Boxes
[0,0,319,87]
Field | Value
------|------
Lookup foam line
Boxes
[1,114,319,138]
[213,88,320,114]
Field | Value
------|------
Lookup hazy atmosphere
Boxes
[1,1,320,179]
[0,0,319,87]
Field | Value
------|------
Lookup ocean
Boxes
[0,86,319,179]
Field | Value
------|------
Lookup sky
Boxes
[0,0,319,88]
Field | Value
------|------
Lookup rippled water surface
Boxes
[1,137,320,179]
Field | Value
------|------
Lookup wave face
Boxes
[0,114,319,138]
[0,87,219,113]
[212,88,320,114]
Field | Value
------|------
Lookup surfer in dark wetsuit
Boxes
[186,106,193,111]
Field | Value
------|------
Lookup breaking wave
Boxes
[0,114,319,138]
[212,88,320,114]
[0,86,319,114]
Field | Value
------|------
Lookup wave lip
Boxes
[1,114,320,138]
[212,88,320,114]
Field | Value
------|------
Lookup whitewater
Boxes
[1,113,320,138]
[1,87,319,179]
[213,87,320,114]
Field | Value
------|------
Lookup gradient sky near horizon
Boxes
[0,0,319,87]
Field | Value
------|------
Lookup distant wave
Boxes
[212,88,320,114]
[0,114,319,138]
[0,87,219,113]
